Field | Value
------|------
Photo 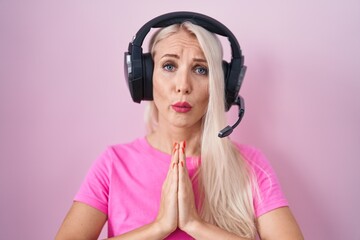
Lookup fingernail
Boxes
[173,143,178,153]
[183,141,186,148]
[173,142,177,148]
[181,147,185,154]
[181,161,184,167]
[172,162,176,169]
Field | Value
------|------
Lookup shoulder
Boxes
[90,137,147,169]
[232,142,272,173]
[232,142,278,186]
[101,136,168,169]
[104,137,149,159]
[109,137,145,150]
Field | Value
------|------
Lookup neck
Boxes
[146,123,202,157]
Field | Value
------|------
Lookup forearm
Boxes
[105,221,170,240]
[183,220,252,240]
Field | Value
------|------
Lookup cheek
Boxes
[152,67,168,95]
[197,88,210,112]
[199,83,210,102]
[152,75,170,109]
[153,78,164,100]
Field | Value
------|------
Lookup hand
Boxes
[155,143,179,235]
[155,141,202,235]
[177,141,202,231]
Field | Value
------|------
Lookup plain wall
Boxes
[0,1,359,239]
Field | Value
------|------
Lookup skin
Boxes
[147,28,210,157]
[55,28,304,240]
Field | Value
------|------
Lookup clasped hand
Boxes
[155,141,201,235]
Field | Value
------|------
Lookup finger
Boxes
[171,162,179,191]
[166,143,178,180]
[169,142,179,170]
[179,141,189,188]
[179,141,187,171]
[164,153,179,193]
[179,159,186,188]
[165,163,178,192]
[178,158,192,207]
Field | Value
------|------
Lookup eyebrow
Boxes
[193,58,207,63]
[161,54,179,59]
[160,54,207,63]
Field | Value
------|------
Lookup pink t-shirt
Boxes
[74,137,288,238]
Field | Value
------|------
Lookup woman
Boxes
[56,13,303,240]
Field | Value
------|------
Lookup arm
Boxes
[55,202,169,240]
[55,202,107,240]
[257,207,304,240]
[181,207,303,240]
[183,220,252,240]
[106,222,167,240]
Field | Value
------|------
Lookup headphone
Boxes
[124,11,247,111]
[124,11,247,137]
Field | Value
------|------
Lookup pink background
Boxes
[1,1,359,239]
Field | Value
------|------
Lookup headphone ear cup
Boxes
[222,60,230,80]
[124,45,143,103]
[222,60,231,111]
[224,58,246,111]
[142,53,154,100]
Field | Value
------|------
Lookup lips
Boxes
[171,102,192,113]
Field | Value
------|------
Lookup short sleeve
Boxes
[74,148,113,214]
[240,145,289,218]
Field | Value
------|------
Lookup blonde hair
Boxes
[146,22,257,238]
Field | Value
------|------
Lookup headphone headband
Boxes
[131,11,242,59]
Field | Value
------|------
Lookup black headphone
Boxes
[124,11,247,137]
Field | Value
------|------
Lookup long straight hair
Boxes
[146,22,257,238]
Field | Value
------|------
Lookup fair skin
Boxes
[56,29,304,240]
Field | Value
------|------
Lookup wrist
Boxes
[152,220,175,238]
[181,218,204,235]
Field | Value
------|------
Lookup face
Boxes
[152,28,209,131]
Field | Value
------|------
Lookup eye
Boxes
[163,63,176,72]
[194,65,208,76]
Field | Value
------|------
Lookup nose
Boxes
[175,69,192,94]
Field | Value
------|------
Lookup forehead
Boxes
[153,29,205,57]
